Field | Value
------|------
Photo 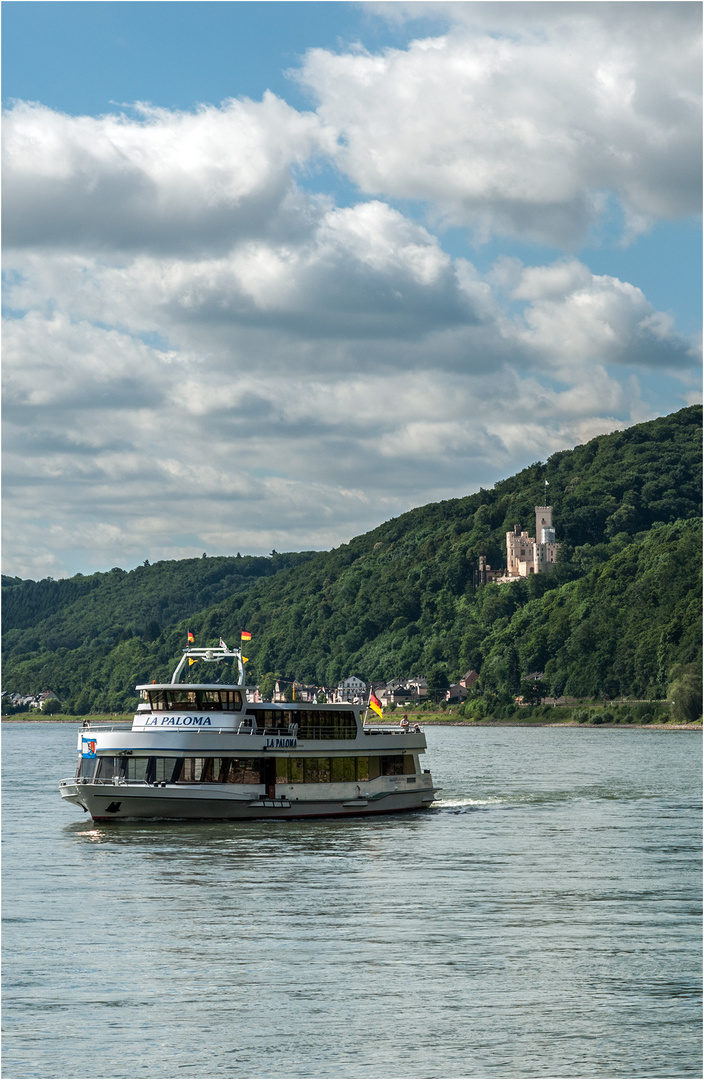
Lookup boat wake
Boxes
[434,796,505,813]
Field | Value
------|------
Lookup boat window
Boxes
[367,757,381,779]
[166,690,198,710]
[198,690,223,710]
[296,709,358,740]
[248,708,357,738]
[146,758,182,783]
[380,755,404,776]
[304,758,330,783]
[146,689,243,712]
[218,690,242,712]
[403,755,416,775]
[124,758,150,782]
[254,709,277,727]
[77,757,97,779]
[224,759,263,784]
[331,757,356,782]
[289,758,304,783]
[175,758,209,782]
[95,756,120,780]
[277,757,367,783]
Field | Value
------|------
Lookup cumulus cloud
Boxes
[2,94,331,254]
[298,2,701,245]
[506,259,696,371]
[2,3,700,577]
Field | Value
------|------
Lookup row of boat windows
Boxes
[78,754,414,784]
[251,709,358,740]
[140,696,358,739]
[146,690,243,711]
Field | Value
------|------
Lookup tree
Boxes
[668,664,703,722]
[426,664,450,690]
[258,673,277,701]
[506,646,521,694]
[519,679,548,705]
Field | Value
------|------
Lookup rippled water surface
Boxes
[2,723,701,1079]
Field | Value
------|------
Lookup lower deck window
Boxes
[174,758,263,784]
[277,754,416,783]
[77,757,97,779]
[88,753,416,785]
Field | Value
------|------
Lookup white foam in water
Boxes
[435,796,505,809]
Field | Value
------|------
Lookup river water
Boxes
[2,723,701,1080]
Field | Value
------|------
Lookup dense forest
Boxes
[3,405,701,716]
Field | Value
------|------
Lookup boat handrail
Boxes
[363,725,421,734]
[80,723,131,732]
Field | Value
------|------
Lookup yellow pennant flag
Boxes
[188,657,199,666]
[242,656,249,663]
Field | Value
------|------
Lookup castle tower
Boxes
[535,506,555,544]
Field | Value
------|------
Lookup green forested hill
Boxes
[3,405,701,713]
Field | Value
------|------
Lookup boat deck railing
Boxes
[80,723,131,732]
[80,720,300,736]
[363,725,423,735]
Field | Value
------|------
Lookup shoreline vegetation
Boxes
[3,408,702,722]
[5,707,700,730]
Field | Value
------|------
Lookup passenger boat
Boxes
[59,640,439,821]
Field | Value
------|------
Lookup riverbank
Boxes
[3,713,700,729]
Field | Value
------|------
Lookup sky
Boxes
[2,1,701,580]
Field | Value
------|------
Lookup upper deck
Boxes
[80,642,427,753]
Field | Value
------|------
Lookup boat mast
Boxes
[170,643,245,684]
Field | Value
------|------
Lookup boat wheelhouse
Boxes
[59,641,439,821]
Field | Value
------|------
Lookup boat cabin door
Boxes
[264,758,276,799]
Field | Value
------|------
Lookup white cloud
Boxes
[298,3,701,245]
[510,260,695,370]
[2,5,700,578]
[3,95,331,254]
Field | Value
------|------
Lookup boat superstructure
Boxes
[59,642,439,820]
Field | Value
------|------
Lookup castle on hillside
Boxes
[503,505,560,578]
[473,504,561,588]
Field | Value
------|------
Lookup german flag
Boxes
[368,692,383,719]
[187,629,195,643]
[241,630,252,641]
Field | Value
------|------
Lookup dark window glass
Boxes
[175,757,210,782]
[403,755,416,776]
[304,758,331,783]
[289,758,304,783]
[125,758,150,781]
[196,690,222,711]
[145,758,180,783]
[225,759,263,784]
[95,756,118,779]
[355,757,369,781]
[367,756,381,779]
[78,757,97,779]
[166,690,198,711]
[331,757,355,782]
[296,708,357,740]
[380,755,404,776]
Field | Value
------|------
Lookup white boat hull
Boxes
[60,780,439,820]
